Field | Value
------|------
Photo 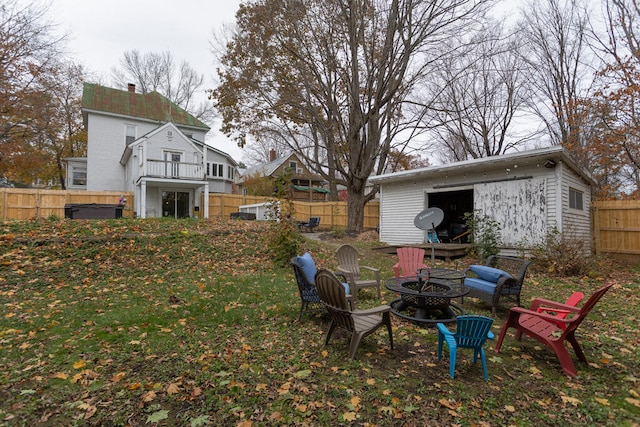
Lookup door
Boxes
[162,191,190,218]
[165,152,181,178]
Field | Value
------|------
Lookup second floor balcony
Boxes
[145,159,204,180]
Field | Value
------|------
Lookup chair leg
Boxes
[566,333,588,364]
[349,331,365,359]
[437,332,444,360]
[325,322,337,345]
[449,347,457,379]
[550,341,578,377]
[479,348,489,381]
[494,322,511,352]
[384,313,394,350]
[297,301,307,321]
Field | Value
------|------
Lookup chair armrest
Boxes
[508,306,573,324]
[353,305,390,316]
[487,331,495,340]
[436,322,452,336]
[529,298,581,312]
[536,307,572,315]
[393,262,400,278]
[360,265,379,273]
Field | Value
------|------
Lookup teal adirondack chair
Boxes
[437,315,495,381]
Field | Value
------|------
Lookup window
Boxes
[228,166,234,180]
[208,163,224,177]
[125,125,136,145]
[569,188,583,210]
[72,167,87,186]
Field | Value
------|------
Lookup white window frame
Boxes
[569,187,584,210]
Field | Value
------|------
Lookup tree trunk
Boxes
[346,185,365,235]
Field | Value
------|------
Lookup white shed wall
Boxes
[376,154,592,251]
[474,178,547,247]
[379,181,427,245]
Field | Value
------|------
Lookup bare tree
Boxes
[517,0,594,150]
[213,0,491,233]
[420,19,532,161]
[112,50,215,125]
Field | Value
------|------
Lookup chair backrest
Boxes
[336,244,361,278]
[454,315,494,349]
[315,268,354,331]
[563,284,612,335]
[290,255,320,303]
[308,217,320,227]
[486,255,531,285]
[396,247,426,277]
[427,231,440,243]
[562,291,585,312]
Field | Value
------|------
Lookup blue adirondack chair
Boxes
[437,315,495,381]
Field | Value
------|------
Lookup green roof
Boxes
[82,83,209,130]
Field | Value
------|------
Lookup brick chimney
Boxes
[269,149,277,162]
[128,83,136,92]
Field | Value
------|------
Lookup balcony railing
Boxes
[146,160,204,180]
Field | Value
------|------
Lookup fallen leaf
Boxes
[561,395,582,406]
[343,412,357,421]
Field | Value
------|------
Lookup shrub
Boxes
[464,210,502,261]
[528,227,592,277]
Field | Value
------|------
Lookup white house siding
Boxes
[560,164,592,246]
[474,178,547,248]
[87,114,159,191]
[205,148,235,193]
[379,180,427,245]
[144,130,203,166]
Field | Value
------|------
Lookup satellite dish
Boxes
[414,207,444,263]
[414,207,444,230]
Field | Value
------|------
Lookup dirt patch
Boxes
[318,229,380,243]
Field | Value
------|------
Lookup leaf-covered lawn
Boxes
[0,218,638,426]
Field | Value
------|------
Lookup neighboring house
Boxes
[65,83,238,218]
[240,150,329,201]
[369,146,595,255]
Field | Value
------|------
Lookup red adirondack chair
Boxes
[393,247,428,278]
[495,284,612,377]
[531,291,584,330]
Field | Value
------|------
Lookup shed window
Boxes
[569,188,583,210]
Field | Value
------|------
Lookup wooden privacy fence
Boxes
[0,189,135,220]
[592,199,640,263]
[206,193,380,230]
[1,189,379,231]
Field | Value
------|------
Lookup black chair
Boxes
[298,216,320,232]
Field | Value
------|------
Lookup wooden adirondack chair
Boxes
[315,269,393,359]
[393,247,428,278]
[495,284,613,377]
[336,244,381,303]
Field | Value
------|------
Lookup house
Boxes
[65,83,238,218]
[368,146,595,255]
[240,150,329,201]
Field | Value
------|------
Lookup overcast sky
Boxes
[50,0,245,161]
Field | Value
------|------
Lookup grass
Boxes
[0,218,639,426]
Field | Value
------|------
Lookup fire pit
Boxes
[385,276,469,325]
